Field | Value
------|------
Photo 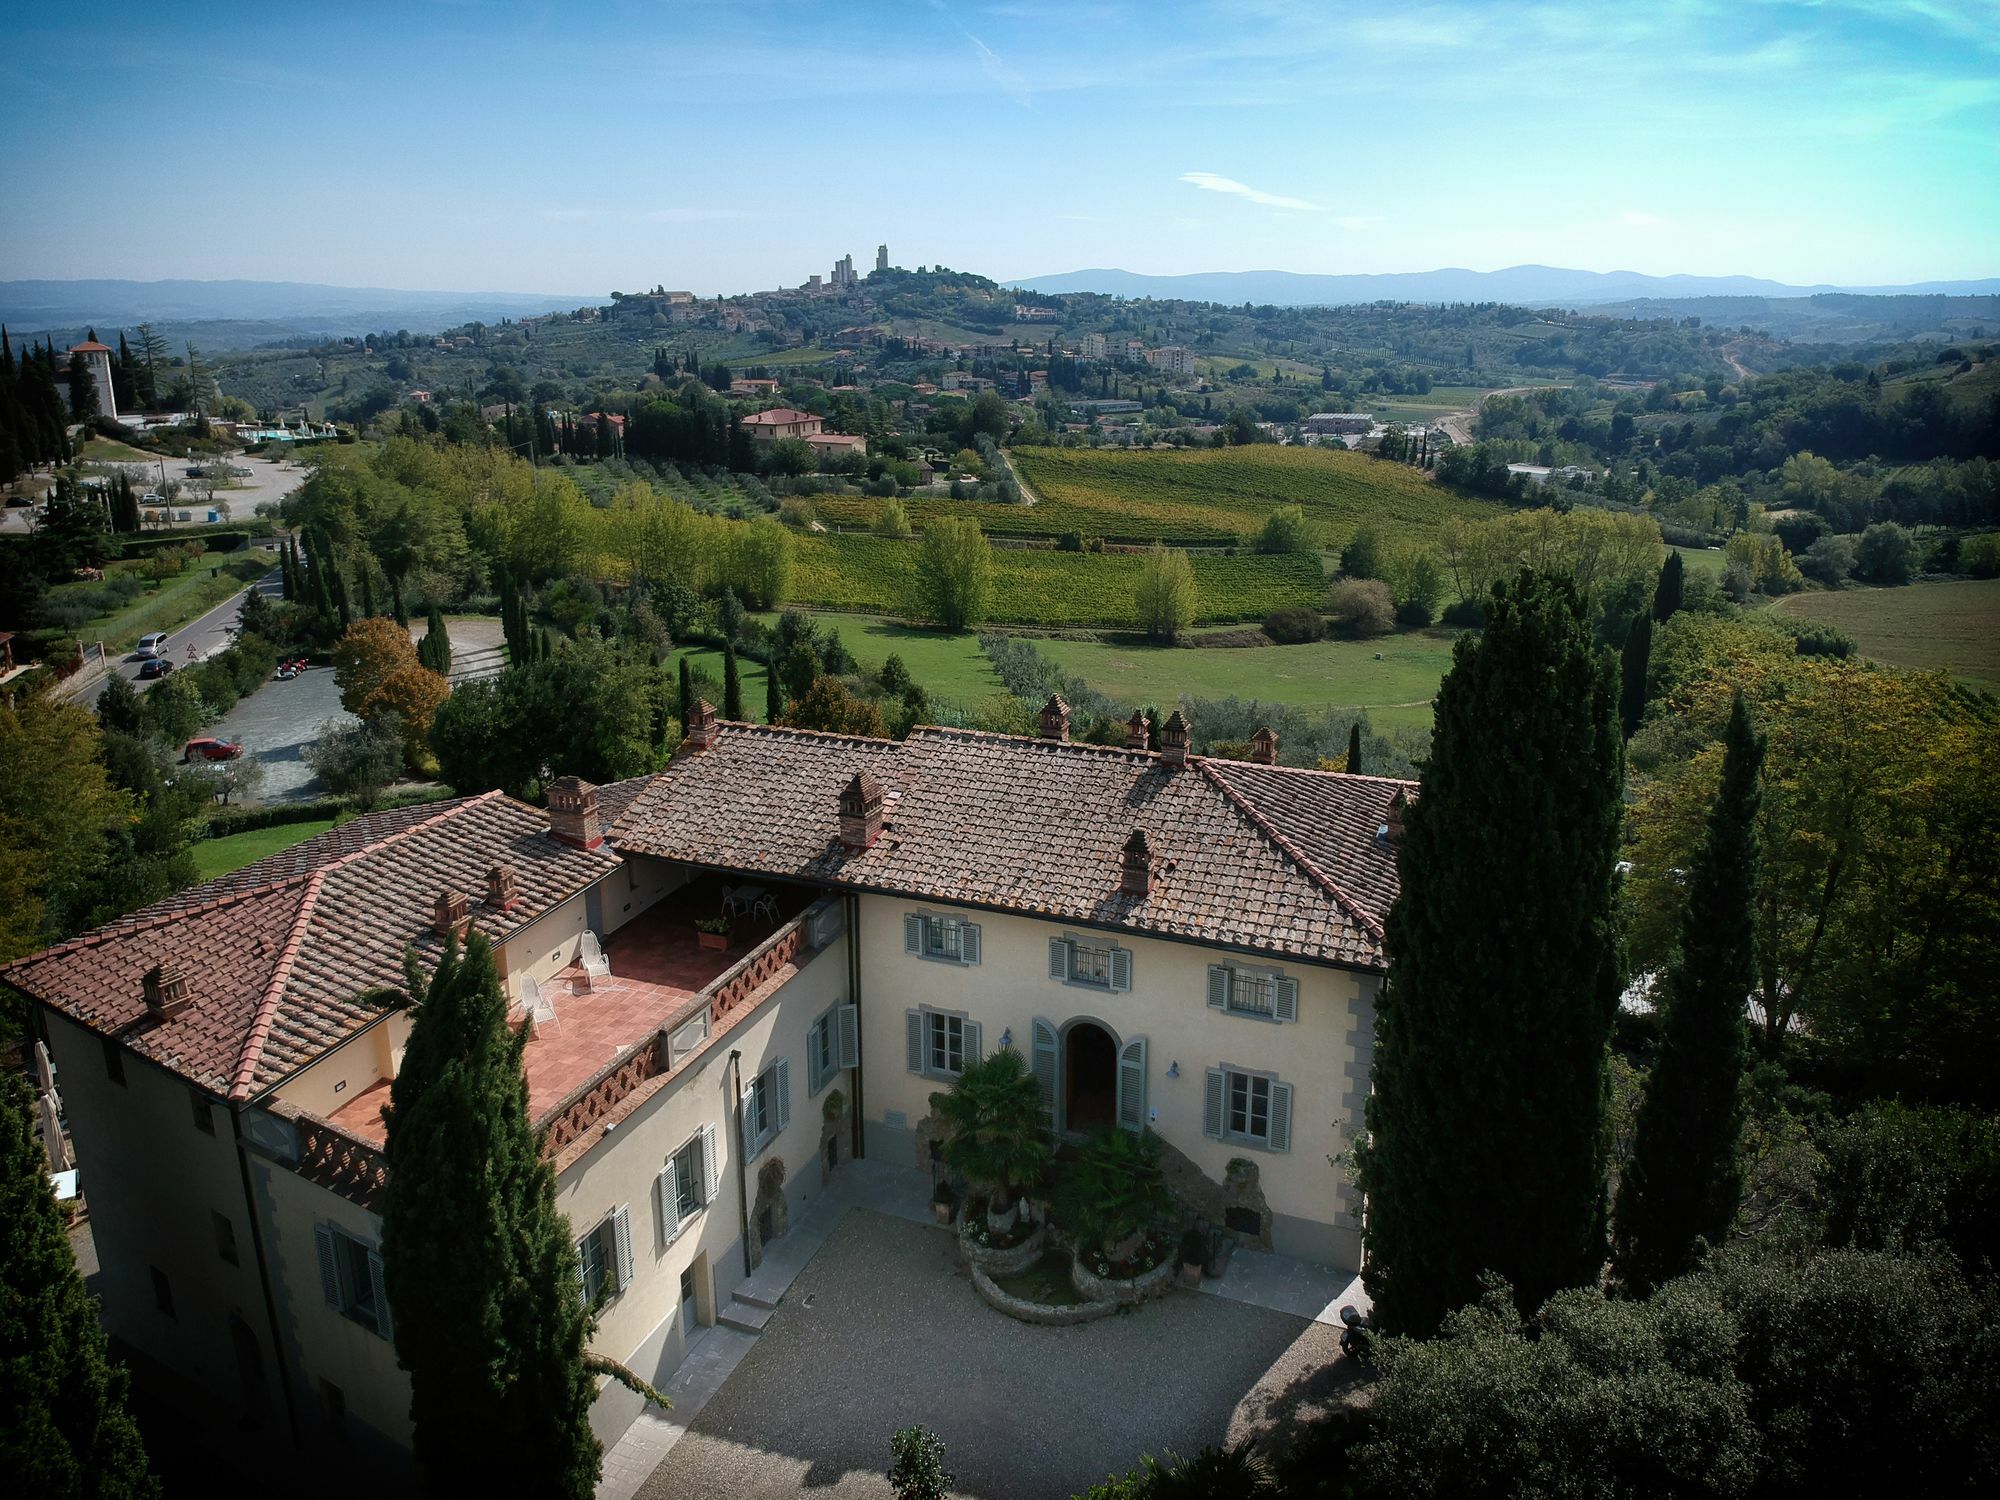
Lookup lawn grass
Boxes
[1672,544,1727,577]
[666,644,775,722]
[787,533,1324,628]
[191,818,336,880]
[50,548,277,652]
[747,611,1005,704]
[78,438,162,466]
[1034,628,1461,732]
[1770,578,2000,695]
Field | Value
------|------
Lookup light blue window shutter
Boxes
[1116,1036,1147,1132]
[611,1205,634,1291]
[1269,1081,1294,1152]
[742,1092,760,1161]
[1031,1018,1059,1115]
[961,924,981,965]
[700,1124,719,1206]
[1048,936,1070,981]
[963,1021,983,1068]
[313,1224,341,1309]
[774,1059,791,1135]
[1274,976,1299,1023]
[1109,948,1132,992]
[805,1019,825,1098]
[1204,1068,1226,1138]
[903,913,922,953]
[836,1003,859,1069]
[1207,965,1230,1010]
[906,1010,923,1073]
[657,1161,680,1245]
[368,1250,392,1339]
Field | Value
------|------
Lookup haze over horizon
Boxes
[2,0,1995,296]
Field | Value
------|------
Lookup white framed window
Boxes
[806,1001,860,1097]
[1206,963,1298,1023]
[743,1059,791,1161]
[314,1224,392,1338]
[1203,1066,1294,1152]
[1050,934,1132,992]
[904,911,981,965]
[576,1205,635,1305]
[906,1007,981,1079]
[657,1125,719,1247]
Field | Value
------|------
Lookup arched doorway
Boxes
[1064,1020,1117,1133]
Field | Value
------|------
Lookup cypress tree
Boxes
[1652,551,1684,623]
[1612,693,1764,1296]
[279,539,296,601]
[0,1072,158,1497]
[359,563,379,621]
[1619,614,1652,739]
[677,657,693,729]
[1346,722,1363,775]
[423,604,452,677]
[765,661,783,723]
[382,936,601,1498]
[722,642,743,720]
[1357,571,1625,1336]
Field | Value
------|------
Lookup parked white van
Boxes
[137,633,170,659]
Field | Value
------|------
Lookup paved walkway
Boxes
[595,1159,1356,1500]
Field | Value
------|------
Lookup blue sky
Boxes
[1,0,1994,294]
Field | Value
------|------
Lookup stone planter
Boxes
[1071,1251,1178,1307]
[970,1264,1118,1327]
[959,1213,1048,1278]
[932,1193,956,1226]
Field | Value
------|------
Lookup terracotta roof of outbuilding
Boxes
[2,793,622,1098]
[609,722,1411,970]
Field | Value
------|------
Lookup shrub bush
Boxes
[1798,533,1856,586]
[1327,578,1394,636]
[1854,521,1918,585]
[1961,532,2000,578]
[1262,606,1324,644]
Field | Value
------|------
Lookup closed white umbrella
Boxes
[38,1089,73,1173]
[33,1040,56,1094]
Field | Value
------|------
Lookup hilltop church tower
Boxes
[68,339,118,421]
[875,244,889,273]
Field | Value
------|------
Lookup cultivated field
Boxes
[787,533,1326,628]
[1035,629,1461,733]
[1771,578,2000,695]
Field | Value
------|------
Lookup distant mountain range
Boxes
[1006,265,2000,307]
[0,278,594,343]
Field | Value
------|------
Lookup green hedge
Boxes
[120,525,274,557]
[198,785,452,840]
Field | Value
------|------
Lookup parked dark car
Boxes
[138,658,174,680]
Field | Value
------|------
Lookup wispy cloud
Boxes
[1180,171,1322,211]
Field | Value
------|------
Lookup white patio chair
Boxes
[520,975,559,1034]
[579,930,611,986]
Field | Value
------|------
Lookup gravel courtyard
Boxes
[637,1210,1345,1500]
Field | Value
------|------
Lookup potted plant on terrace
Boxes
[931,1049,1053,1237]
[694,916,731,951]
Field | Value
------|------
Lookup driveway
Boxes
[637,1211,1336,1500]
[199,665,354,803]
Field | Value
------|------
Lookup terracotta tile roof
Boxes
[740,408,816,425]
[2,794,621,1098]
[609,723,1412,970]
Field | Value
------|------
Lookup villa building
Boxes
[739,408,824,446]
[4,699,1408,1479]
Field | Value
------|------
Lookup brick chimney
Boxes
[1385,788,1409,843]
[686,698,719,752]
[485,863,519,913]
[1159,710,1191,769]
[1120,828,1152,897]
[142,962,190,1021]
[433,889,471,940]
[546,776,602,849]
[1038,693,1070,742]
[838,770,885,849]
[1124,710,1150,751]
[1249,726,1279,765]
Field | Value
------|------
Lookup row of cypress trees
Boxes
[0,327,76,484]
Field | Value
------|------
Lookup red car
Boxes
[183,737,244,763]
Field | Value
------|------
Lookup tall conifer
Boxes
[382,936,600,1498]
[1357,571,1625,1336]
[1612,693,1763,1295]
[1619,614,1652,739]
[1346,722,1363,774]
[1652,552,1684,622]
[722,642,743,720]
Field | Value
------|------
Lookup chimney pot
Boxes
[142,962,190,1020]
[1124,710,1150,751]
[838,770,885,849]
[433,889,471,940]
[485,863,519,912]
[1120,828,1153,897]
[1159,710,1191,769]
[546,775,602,849]
[1385,788,1409,843]
[686,698,719,752]
[1038,694,1071,742]
[1249,726,1279,765]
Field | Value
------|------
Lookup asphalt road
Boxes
[74,566,285,709]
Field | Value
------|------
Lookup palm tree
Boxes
[931,1049,1052,1232]
[1054,1127,1171,1259]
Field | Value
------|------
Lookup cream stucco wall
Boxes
[853,894,1375,1267]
